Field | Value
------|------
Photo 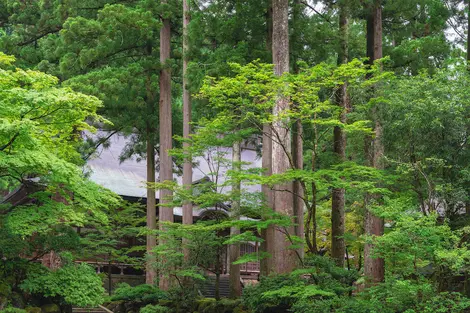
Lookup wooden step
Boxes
[200,275,233,298]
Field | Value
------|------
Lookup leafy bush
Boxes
[0,308,27,313]
[111,284,168,304]
[139,304,170,313]
[292,280,470,313]
[413,292,470,313]
[195,298,241,313]
[243,274,335,313]
[301,255,358,295]
[243,275,297,312]
[20,263,104,307]
[243,256,356,313]
[164,287,200,313]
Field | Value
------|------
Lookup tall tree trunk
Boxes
[466,0,470,213]
[261,0,274,276]
[292,120,304,259]
[145,127,157,284]
[305,147,318,254]
[364,0,385,286]
[271,0,296,274]
[266,0,273,64]
[467,0,470,64]
[229,140,242,298]
[182,0,193,262]
[291,0,304,261]
[159,0,173,290]
[331,0,349,268]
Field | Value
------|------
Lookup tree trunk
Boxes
[467,0,470,64]
[364,0,385,286]
[305,146,318,254]
[145,128,157,284]
[271,0,296,274]
[331,0,349,268]
[261,0,274,276]
[182,0,193,262]
[266,0,273,64]
[292,119,304,259]
[159,0,174,290]
[291,0,304,261]
[229,140,242,298]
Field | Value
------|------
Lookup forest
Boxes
[1,0,470,312]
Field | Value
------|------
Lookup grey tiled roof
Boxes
[84,131,262,216]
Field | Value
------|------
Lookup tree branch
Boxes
[83,129,121,161]
[17,27,62,47]
[299,1,333,25]
[0,133,19,151]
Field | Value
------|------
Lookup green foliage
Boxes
[1,1,470,312]
[110,284,168,304]
[243,275,328,312]
[79,200,146,269]
[139,304,170,313]
[0,54,119,230]
[245,273,470,313]
[243,256,357,312]
[0,54,120,309]
[412,292,470,313]
[375,212,457,278]
[20,263,104,307]
[0,308,27,313]
[194,298,242,313]
[383,64,470,219]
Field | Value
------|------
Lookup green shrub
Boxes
[196,298,216,312]
[39,304,60,313]
[414,292,470,313]
[195,298,242,313]
[214,299,242,313]
[111,284,168,304]
[165,287,199,313]
[291,296,380,313]
[0,308,27,313]
[20,263,104,307]
[24,307,41,313]
[243,268,340,312]
[140,304,171,313]
[242,275,313,313]
[291,280,470,313]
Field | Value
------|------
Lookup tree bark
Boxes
[305,149,318,254]
[291,0,304,261]
[271,0,296,274]
[364,0,385,286]
[266,0,273,64]
[467,0,470,64]
[145,128,157,284]
[261,0,274,276]
[292,119,304,259]
[182,0,193,262]
[331,0,349,268]
[229,140,242,298]
[159,0,174,290]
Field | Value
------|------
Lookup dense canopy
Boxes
[1,0,470,312]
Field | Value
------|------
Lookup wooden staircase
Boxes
[199,275,231,298]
